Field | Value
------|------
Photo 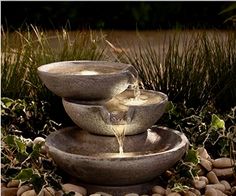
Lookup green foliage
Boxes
[1,97,61,139]
[1,134,62,193]
[160,102,236,159]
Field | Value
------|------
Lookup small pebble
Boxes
[212,167,234,177]
[167,192,181,196]
[21,189,36,196]
[7,179,20,188]
[151,194,162,196]
[200,158,212,171]
[193,179,206,190]
[207,171,220,184]
[205,187,217,196]
[189,189,201,196]
[95,192,112,196]
[206,184,225,192]
[182,190,197,196]
[215,189,227,196]
[220,180,231,191]
[124,193,139,196]
[199,176,209,184]
[152,185,166,194]
[17,185,32,196]
[62,183,87,196]
[43,187,55,196]
[1,187,18,196]
[197,147,210,160]
[33,137,45,145]
[212,158,234,168]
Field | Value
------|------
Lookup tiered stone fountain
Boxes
[38,61,189,195]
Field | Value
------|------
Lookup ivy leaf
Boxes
[15,137,28,155]
[1,97,13,108]
[14,168,33,181]
[184,149,199,164]
[211,114,225,130]
[30,143,42,160]
[30,174,45,193]
[5,135,15,148]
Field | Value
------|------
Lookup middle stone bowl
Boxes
[63,89,168,136]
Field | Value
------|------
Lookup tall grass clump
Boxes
[1,26,107,125]
[111,31,236,111]
[1,26,107,101]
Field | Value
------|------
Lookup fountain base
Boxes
[46,126,189,186]
[69,177,162,195]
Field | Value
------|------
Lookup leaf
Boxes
[15,137,28,155]
[5,135,15,148]
[30,143,42,160]
[30,174,45,193]
[1,97,14,108]
[211,114,225,130]
[14,168,33,181]
[184,149,199,164]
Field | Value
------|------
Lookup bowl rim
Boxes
[45,126,189,161]
[37,60,135,77]
[63,89,168,108]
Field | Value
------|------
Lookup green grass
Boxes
[111,31,236,111]
[1,26,107,101]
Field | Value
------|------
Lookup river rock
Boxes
[199,176,209,184]
[215,189,227,196]
[21,190,36,196]
[189,189,201,196]
[152,185,166,194]
[193,179,206,190]
[151,194,162,196]
[7,180,20,188]
[207,171,220,184]
[17,185,32,196]
[200,158,212,171]
[182,190,197,196]
[62,183,87,196]
[197,147,210,160]
[166,192,181,196]
[90,194,101,196]
[33,137,45,145]
[124,193,139,196]
[1,187,18,196]
[220,180,231,191]
[212,158,234,168]
[43,187,55,196]
[206,184,225,192]
[212,168,234,177]
[95,192,112,196]
[205,187,217,196]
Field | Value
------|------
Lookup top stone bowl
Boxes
[37,61,138,100]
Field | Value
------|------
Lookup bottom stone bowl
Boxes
[45,126,189,186]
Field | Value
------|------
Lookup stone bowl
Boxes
[62,89,168,136]
[45,126,189,186]
[37,61,137,100]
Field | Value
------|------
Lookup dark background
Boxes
[1,1,235,30]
